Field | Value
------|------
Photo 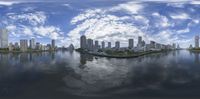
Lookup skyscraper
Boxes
[0,29,8,48]
[52,39,56,50]
[20,39,28,52]
[87,39,93,50]
[195,35,199,48]
[150,41,156,49]
[115,41,120,49]
[80,35,87,49]
[95,40,99,49]
[108,42,111,49]
[137,36,142,48]
[128,39,134,49]
[30,38,35,49]
[102,41,105,49]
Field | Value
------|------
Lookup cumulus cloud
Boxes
[4,10,64,44]
[152,12,171,28]
[33,26,63,40]
[109,2,144,14]
[0,1,19,6]
[177,28,190,34]
[7,11,47,26]
[170,12,190,20]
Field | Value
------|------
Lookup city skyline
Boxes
[1,0,200,48]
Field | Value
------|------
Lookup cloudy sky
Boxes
[0,0,200,48]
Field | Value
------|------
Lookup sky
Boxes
[0,0,200,48]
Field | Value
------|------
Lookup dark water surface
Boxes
[0,50,200,99]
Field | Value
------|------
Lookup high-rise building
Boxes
[128,39,134,49]
[9,43,13,51]
[102,41,105,49]
[150,41,156,49]
[14,42,19,49]
[95,40,99,49]
[30,38,35,49]
[137,36,142,47]
[0,29,8,48]
[80,35,87,49]
[115,41,120,49]
[20,39,28,52]
[108,42,111,49]
[87,39,93,50]
[52,39,56,50]
[195,35,199,48]
[172,43,176,49]
[36,42,40,50]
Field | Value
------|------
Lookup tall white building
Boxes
[20,39,28,52]
[102,41,105,49]
[87,39,93,50]
[137,36,142,48]
[80,35,87,49]
[115,41,120,49]
[128,39,134,49]
[30,38,35,49]
[195,35,199,48]
[0,29,8,48]
[94,40,99,49]
[52,39,56,50]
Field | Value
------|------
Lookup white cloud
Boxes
[7,11,47,26]
[71,9,104,24]
[110,2,144,14]
[23,27,33,36]
[0,1,18,6]
[190,0,200,5]
[33,26,63,40]
[177,28,190,34]
[170,13,190,20]
[152,12,170,28]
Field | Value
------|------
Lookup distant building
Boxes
[141,40,146,47]
[155,43,161,49]
[52,39,56,50]
[87,39,93,50]
[195,35,199,48]
[80,35,87,49]
[150,41,156,49]
[14,42,19,49]
[0,29,8,48]
[189,44,193,49]
[137,36,142,47]
[128,39,134,49]
[20,39,28,52]
[46,44,51,50]
[172,43,176,49]
[9,43,13,51]
[177,44,180,49]
[94,40,99,49]
[108,42,111,49]
[102,41,105,49]
[68,44,75,51]
[115,41,120,49]
[36,42,40,50]
[30,38,35,49]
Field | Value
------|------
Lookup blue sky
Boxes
[0,0,200,48]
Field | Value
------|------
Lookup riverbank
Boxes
[188,49,200,52]
[78,50,170,59]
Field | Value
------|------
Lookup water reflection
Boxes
[0,50,200,98]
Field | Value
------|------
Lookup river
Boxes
[0,50,200,99]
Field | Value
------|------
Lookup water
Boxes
[0,50,200,99]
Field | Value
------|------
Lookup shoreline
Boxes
[79,50,170,59]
